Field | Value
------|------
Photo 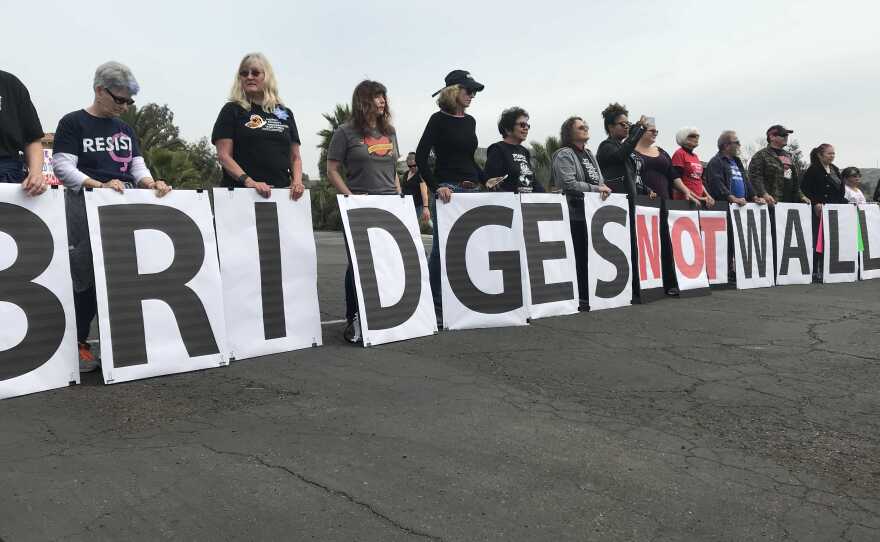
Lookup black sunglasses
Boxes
[239,68,263,78]
[516,122,531,129]
[462,87,477,96]
[105,88,134,106]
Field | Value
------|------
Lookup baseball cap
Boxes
[431,70,485,97]
[767,124,794,137]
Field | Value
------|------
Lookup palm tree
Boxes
[316,104,352,180]
[529,135,561,191]
[312,104,352,230]
[119,103,185,157]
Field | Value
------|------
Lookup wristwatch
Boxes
[237,173,251,185]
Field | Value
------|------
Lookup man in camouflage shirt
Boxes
[747,124,811,205]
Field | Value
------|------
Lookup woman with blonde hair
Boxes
[415,70,499,319]
[211,52,305,200]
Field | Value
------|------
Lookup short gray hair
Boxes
[93,61,140,94]
[717,130,737,151]
[675,126,699,147]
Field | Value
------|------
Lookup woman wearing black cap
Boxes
[415,70,503,319]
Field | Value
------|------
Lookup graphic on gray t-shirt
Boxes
[327,123,399,194]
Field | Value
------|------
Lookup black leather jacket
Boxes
[596,124,647,198]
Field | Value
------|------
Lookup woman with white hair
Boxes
[52,60,172,372]
[212,52,305,200]
[671,127,714,206]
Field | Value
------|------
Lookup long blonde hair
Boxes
[228,52,283,113]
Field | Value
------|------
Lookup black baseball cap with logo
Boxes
[767,124,794,137]
[431,70,485,97]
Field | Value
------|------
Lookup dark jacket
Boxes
[747,146,804,202]
[596,124,647,198]
[705,152,756,201]
[801,163,846,204]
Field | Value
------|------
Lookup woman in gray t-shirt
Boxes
[327,80,401,343]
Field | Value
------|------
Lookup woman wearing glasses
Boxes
[549,116,612,310]
[633,120,701,204]
[212,52,305,200]
[484,107,544,193]
[51,61,172,373]
[596,102,655,199]
[416,70,499,318]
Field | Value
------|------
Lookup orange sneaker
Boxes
[78,342,99,373]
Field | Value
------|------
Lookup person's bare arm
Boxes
[326,160,352,196]
[215,138,271,197]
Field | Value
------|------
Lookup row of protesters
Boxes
[5,59,879,350]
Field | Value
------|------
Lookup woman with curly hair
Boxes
[326,80,401,343]
[484,106,544,193]
[596,102,654,199]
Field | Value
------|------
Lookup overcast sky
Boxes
[5,0,879,177]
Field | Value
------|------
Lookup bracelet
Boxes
[237,173,251,185]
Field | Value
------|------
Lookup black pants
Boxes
[569,219,588,304]
[73,285,97,343]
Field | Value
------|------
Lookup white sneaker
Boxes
[343,314,362,344]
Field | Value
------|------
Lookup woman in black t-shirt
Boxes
[484,107,544,194]
[402,152,431,222]
[212,53,305,200]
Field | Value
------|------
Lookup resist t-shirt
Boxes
[211,102,300,187]
[53,109,141,184]
[0,70,44,159]
[671,147,704,199]
[327,122,399,195]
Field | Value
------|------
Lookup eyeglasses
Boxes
[730,140,741,145]
[105,88,134,106]
[462,88,477,97]
[516,122,531,129]
[647,129,659,135]
[239,68,263,78]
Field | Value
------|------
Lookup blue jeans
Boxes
[0,158,25,182]
[429,183,481,313]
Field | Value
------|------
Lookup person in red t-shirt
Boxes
[671,127,714,206]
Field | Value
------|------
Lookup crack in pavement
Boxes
[202,444,443,541]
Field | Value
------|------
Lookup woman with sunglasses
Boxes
[632,120,700,204]
[51,61,172,373]
[596,102,655,199]
[212,52,305,200]
[841,167,868,205]
[484,107,544,193]
[416,70,503,318]
[550,116,611,310]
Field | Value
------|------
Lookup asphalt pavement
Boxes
[1,231,878,541]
